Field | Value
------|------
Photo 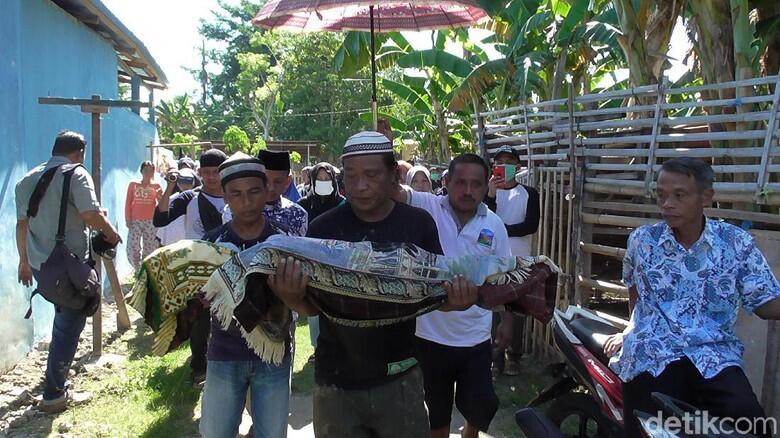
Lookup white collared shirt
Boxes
[408,190,511,347]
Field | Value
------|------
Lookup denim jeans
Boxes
[32,269,89,401]
[200,355,292,438]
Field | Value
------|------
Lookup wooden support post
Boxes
[476,115,487,160]
[130,75,141,115]
[89,95,103,357]
[756,72,780,198]
[523,104,533,175]
[644,77,667,195]
[148,88,155,125]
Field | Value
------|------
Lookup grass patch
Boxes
[15,315,318,437]
[291,318,315,395]
[38,322,201,438]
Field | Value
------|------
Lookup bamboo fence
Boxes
[475,74,780,362]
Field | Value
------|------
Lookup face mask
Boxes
[314,180,334,196]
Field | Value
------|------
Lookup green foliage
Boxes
[172,133,198,144]
[290,151,302,164]
[198,3,376,161]
[223,125,251,153]
[252,135,268,153]
[156,95,200,142]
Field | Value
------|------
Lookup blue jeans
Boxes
[200,356,292,438]
[33,270,88,401]
[308,316,320,348]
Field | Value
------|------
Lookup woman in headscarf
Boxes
[406,165,433,193]
[297,162,346,357]
[298,162,345,224]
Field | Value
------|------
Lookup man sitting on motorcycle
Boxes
[603,157,780,438]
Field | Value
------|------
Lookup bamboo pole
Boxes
[586,163,780,173]
[585,182,780,204]
[583,200,780,224]
[645,78,667,193]
[586,176,780,192]
[583,147,780,158]
[755,71,780,197]
[479,75,778,119]
[660,94,774,110]
[573,129,769,146]
[574,84,658,103]
[582,213,658,228]
[565,173,574,303]
[665,75,778,94]
[523,104,533,172]
[577,277,629,295]
[580,242,627,259]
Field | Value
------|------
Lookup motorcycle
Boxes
[517,392,757,437]
[522,305,760,438]
[527,305,628,437]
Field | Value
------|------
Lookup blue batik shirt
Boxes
[609,218,780,382]
[222,196,308,237]
[264,197,308,237]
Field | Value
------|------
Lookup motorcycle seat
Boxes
[569,317,622,365]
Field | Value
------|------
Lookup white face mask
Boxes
[314,180,334,196]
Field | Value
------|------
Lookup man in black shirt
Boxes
[269,131,478,438]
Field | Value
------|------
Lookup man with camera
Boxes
[15,131,121,413]
[153,148,227,386]
[484,145,540,377]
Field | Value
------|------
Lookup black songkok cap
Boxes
[258,150,291,171]
[199,148,227,168]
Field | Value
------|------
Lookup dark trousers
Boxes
[623,357,771,438]
[32,269,89,401]
[189,305,210,374]
[45,306,87,400]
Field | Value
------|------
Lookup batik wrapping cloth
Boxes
[126,240,235,356]
[204,234,560,364]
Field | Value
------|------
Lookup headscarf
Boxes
[299,162,344,223]
[405,165,433,192]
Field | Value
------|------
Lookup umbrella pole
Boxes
[370,5,378,130]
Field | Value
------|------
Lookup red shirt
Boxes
[125,181,161,221]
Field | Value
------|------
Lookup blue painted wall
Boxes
[0,0,158,372]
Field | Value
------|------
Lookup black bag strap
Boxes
[198,191,223,234]
[56,167,77,242]
[26,165,63,218]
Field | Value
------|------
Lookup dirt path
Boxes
[0,303,539,437]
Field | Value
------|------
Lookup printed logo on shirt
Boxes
[477,228,494,247]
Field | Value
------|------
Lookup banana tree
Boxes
[336,29,484,161]
[155,94,200,142]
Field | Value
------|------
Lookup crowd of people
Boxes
[13,129,780,438]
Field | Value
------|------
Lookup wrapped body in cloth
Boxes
[129,234,559,363]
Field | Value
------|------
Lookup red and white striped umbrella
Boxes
[253,0,487,32]
[252,0,487,128]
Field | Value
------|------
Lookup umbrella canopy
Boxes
[252,0,487,129]
[253,0,487,32]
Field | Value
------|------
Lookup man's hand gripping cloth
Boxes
[204,235,560,364]
[126,240,235,355]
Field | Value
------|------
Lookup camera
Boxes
[166,173,178,182]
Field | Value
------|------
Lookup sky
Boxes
[101,0,691,102]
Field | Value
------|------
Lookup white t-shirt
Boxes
[408,191,511,347]
[156,214,186,246]
[184,192,225,239]
[495,184,532,257]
